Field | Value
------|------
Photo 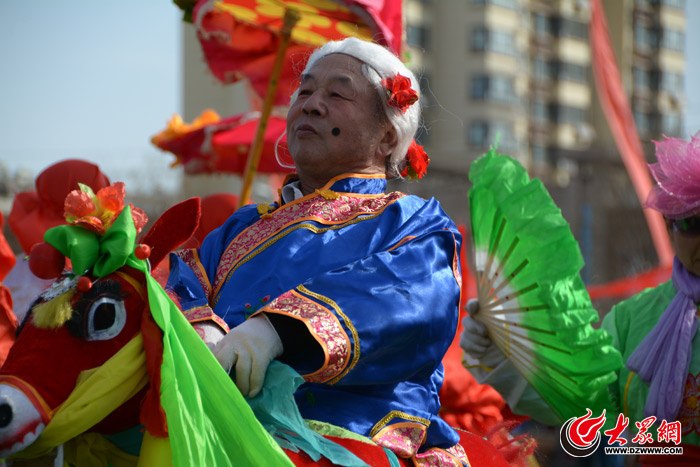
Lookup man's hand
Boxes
[459,299,507,369]
[212,314,283,398]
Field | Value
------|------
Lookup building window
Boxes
[531,100,547,122]
[533,13,551,37]
[470,75,517,103]
[532,58,552,81]
[549,104,587,124]
[658,71,683,93]
[471,76,489,99]
[552,18,588,40]
[660,29,684,52]
[653,0,685,9]
[661,113,681,135]
[634,110,651,134]
[490,75,516,102]
[469,121,489,146]
[491,31,516,54]
[634,24,658,49]
[531,145,548,166]
[633,67,651,90]
[551,61,587,83]
[492,122,517,149]
[470,0,519,7]
[468,121,516,149]
[472,27,516,55]
[407,25,430,50]
[472,27,487,50]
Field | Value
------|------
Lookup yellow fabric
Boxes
[63,432,139,467]
[32,290,75,329]
[12,335,149,459]
[137,431,173,467]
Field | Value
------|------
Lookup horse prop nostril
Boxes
[0,403,12,428]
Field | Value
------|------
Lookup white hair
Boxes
[290,37,421,178]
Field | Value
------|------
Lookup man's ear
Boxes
[376,125,398,158]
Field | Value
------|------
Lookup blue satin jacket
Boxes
[167,174,467,464]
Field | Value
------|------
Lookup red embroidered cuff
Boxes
[261,289,352,384]
[182,305,229,333]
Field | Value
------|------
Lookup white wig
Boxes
[290,37,421,178]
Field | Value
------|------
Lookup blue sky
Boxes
[0,1,183,193]
[1,1,699,194]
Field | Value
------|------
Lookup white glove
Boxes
[212,314,283,398]
[459,299,507,369]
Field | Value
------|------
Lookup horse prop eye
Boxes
[86,297,126,341]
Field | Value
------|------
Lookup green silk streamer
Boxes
[131,255,295,467]
[246,361,368,467]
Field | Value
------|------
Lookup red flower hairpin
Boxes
[401,141,430,180]
[382,73,418,113]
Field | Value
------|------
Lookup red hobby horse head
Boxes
[0,186,200,458]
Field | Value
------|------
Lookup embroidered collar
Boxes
[277,173,388,206]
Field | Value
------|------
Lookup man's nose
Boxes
[302,91,326,116]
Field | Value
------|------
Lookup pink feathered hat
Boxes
[645,131,700,219]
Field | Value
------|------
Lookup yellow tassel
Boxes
[315,189,339,200]
[257,203,272,216]
[32,290,75,329]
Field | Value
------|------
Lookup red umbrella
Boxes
[178,0,404,206]
[151,109,293,175]
[8,159,111,255]
[190,0,400,106]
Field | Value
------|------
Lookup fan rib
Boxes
[480,218,506,293]
[482,282,539,311]
[477,305,548,315]
[484,237,519,301]
[492,334,581,393]
[484,315,557,337]
[488,257,527,300]
[487,322,572,355]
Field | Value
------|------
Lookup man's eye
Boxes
[298,89,312,96]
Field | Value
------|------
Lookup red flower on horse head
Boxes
[64,182,147,235]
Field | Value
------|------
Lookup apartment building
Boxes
[401,0,686,287]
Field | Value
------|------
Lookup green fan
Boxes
[468,148,622,422]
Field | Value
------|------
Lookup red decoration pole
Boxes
[589,0,673,267]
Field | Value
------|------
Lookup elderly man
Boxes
[168,37,467,465]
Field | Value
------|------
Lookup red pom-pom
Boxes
[135,244,151,260]
[29,242,66,280]
[77,276,93,292]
